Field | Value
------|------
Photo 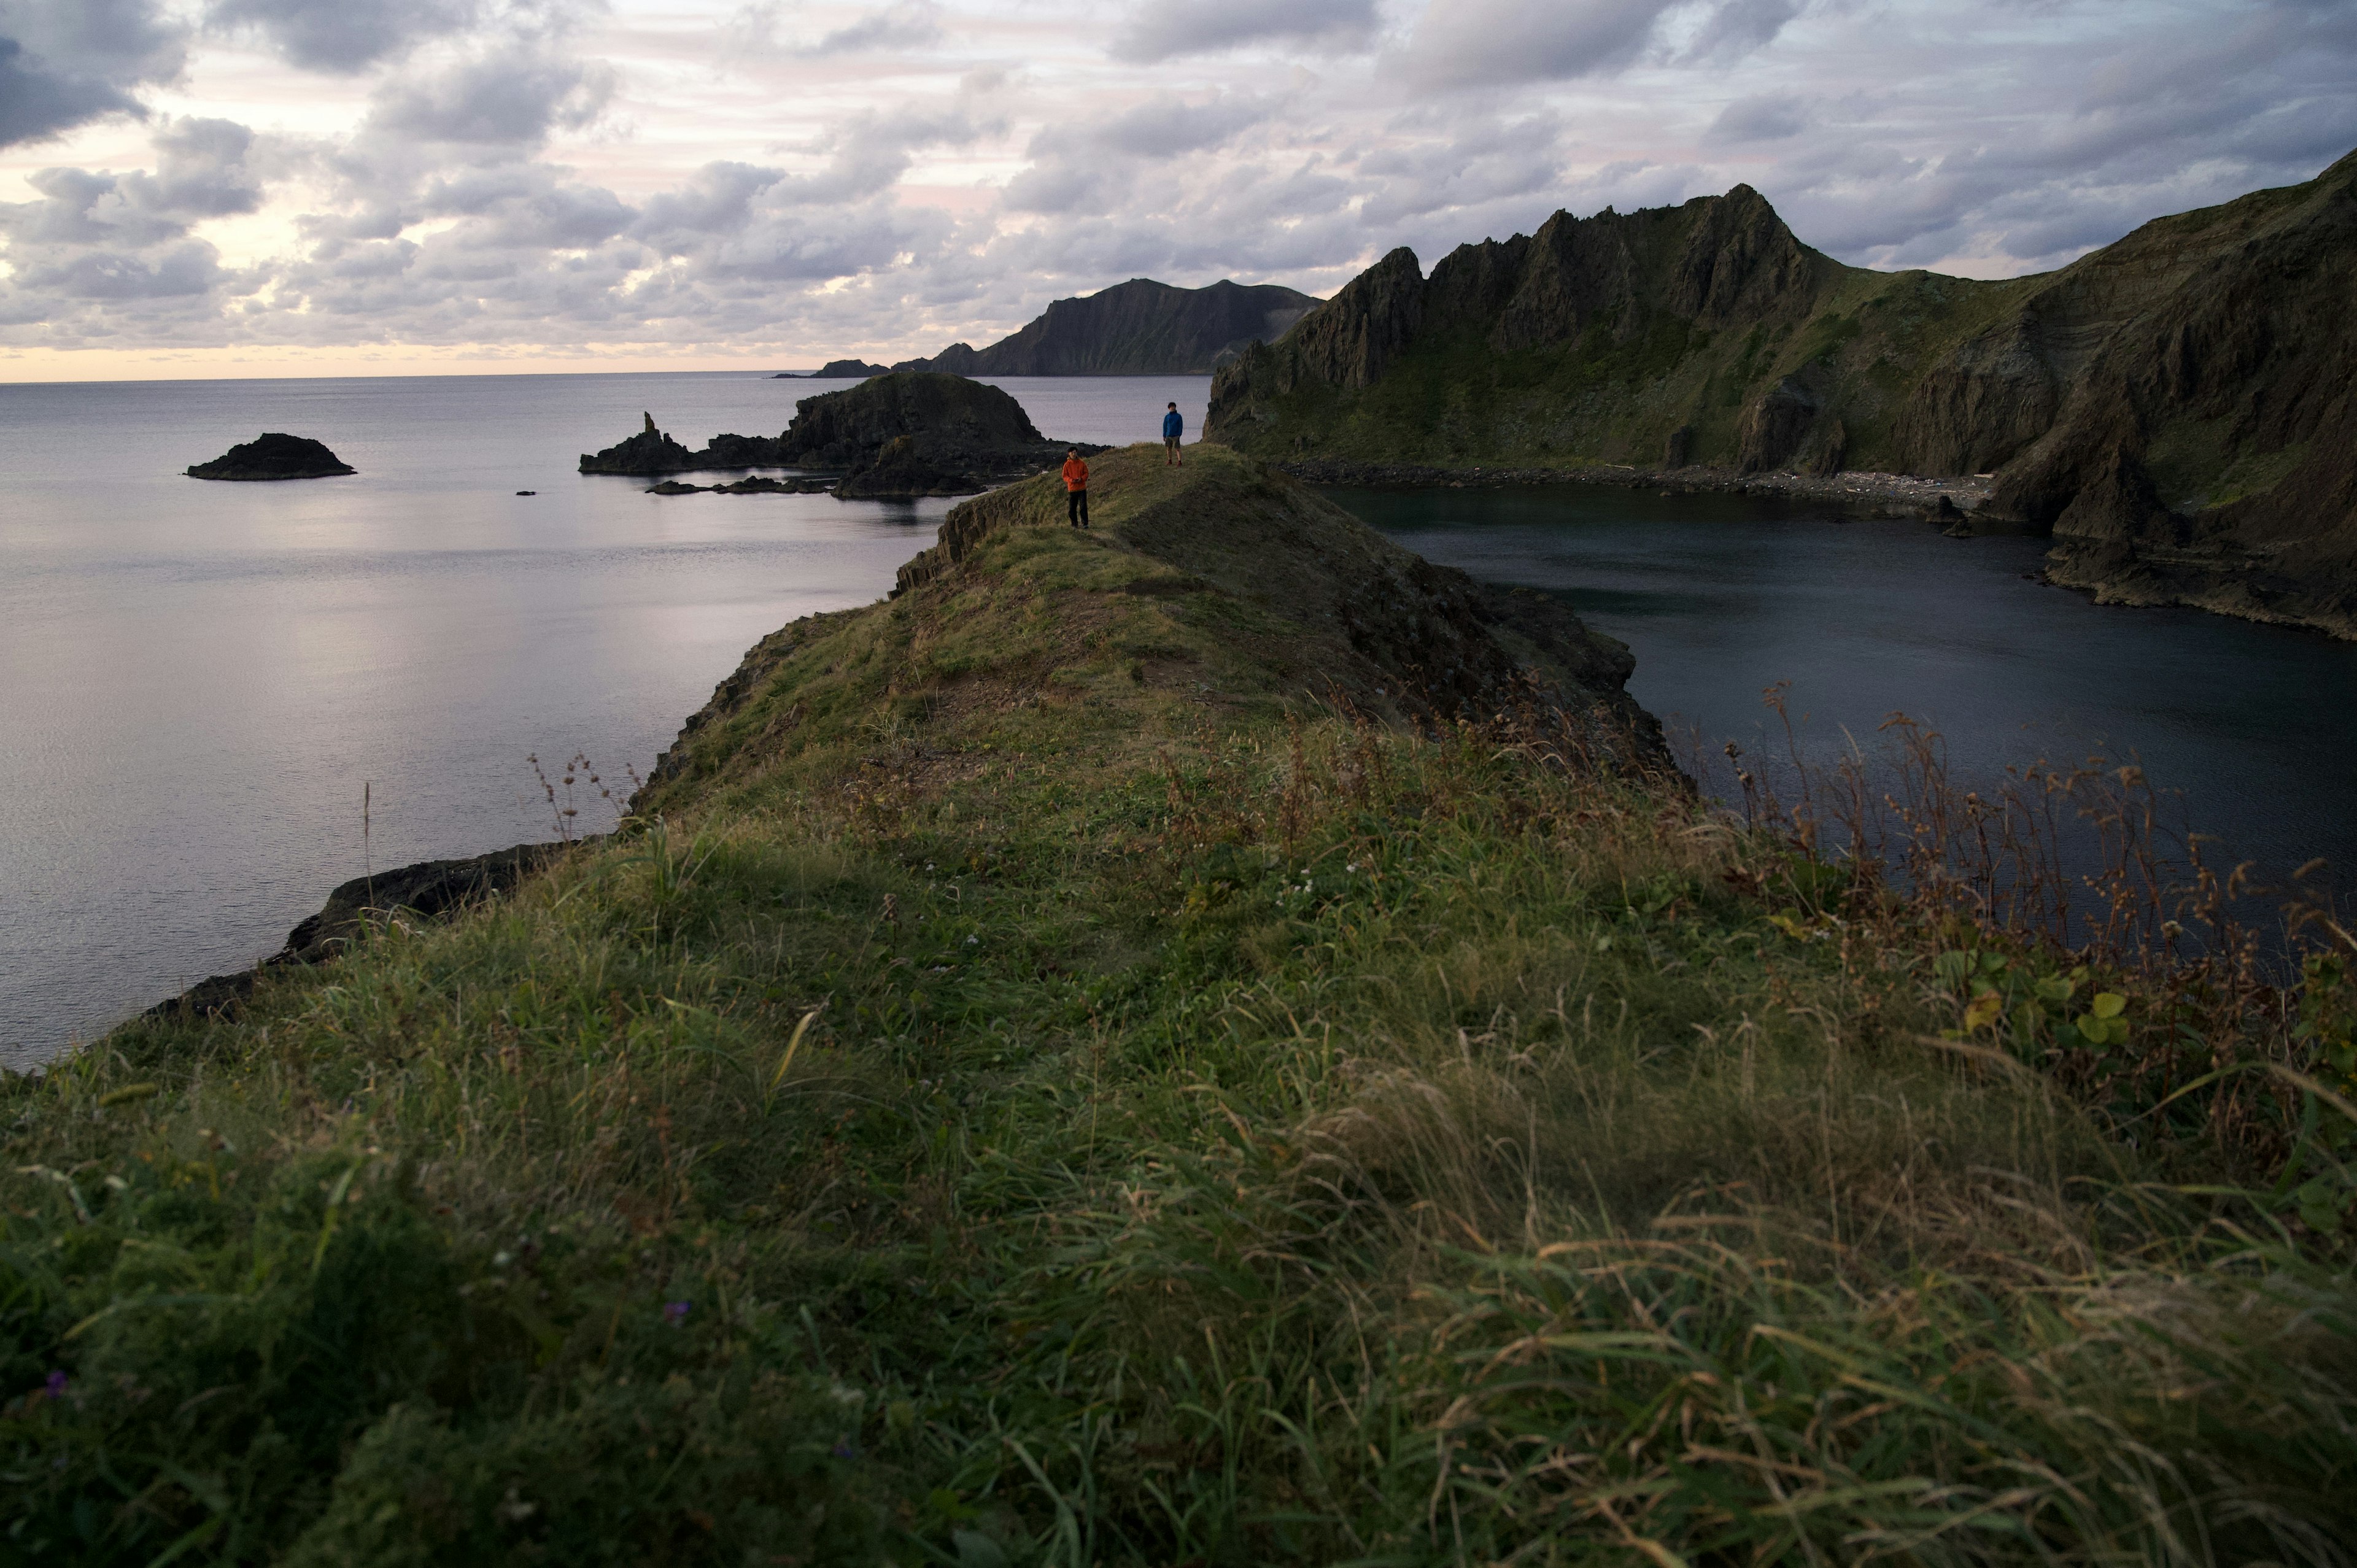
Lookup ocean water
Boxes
[0,371,1210,1065]
[1328,484,2357,925]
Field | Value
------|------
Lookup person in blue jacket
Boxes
[1162,402,1184,465]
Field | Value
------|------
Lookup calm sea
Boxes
[1329,484,2357,931]
[0,371,1210,1065]
[6,377,2351,1063]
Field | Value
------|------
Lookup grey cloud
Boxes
[1094,93,1276,158]
[204,0,481,74]
[368,49,613,149]
[1708,93,1809,144]
[807,2,942,56]
[0,0,185,147]
[0,118,263,249]
[12,240,228,299]
[1393,0,1803,91]
[1110,0,1379,64]
[1683,0,1803,64]
[633,161,783,249]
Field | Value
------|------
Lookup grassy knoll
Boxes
[7,447,2355,1565]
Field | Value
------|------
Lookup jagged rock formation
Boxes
[1209,151,2357,638]
[892,278,1320,376]
[185,432,355,481]
[776,373,1086,475]
[582,415,791,474]
[580,412,701,474]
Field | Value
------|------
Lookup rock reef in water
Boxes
[645,476,835,496]
[185,432,355,481]
[1208,149,2357,638]
[776,372,1091,477]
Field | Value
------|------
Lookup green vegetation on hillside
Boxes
[7,449,2355,1564]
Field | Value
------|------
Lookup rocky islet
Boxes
[185,431,355,481]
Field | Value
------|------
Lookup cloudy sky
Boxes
[2,0,2351,379]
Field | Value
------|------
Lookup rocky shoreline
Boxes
[1277,457,1997,522]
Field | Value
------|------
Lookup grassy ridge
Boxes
[7,449,2355,1564]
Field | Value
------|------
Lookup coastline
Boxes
[1275,458,2000,522]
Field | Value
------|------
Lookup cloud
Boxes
[1110,0,1379,64]
[1708,92,1810,143]
[366,48,614,149]
[0,0,186,147]
[1093,92,1277,159]
[807,1,942,56]
[1392,0,1805,90]
[204,0,482,74]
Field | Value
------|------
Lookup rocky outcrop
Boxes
[891,277,1321,376]
[776,372,1083,474]
[833,436,985,500]
[1208,150,2357,639]
[147,843,568,1020]
[581,417,795,474]
[186,432,355,481]
[580,412,700,474]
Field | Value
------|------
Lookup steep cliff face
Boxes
[1208,187,1883,473]
[1970,151,2357,636]
[1209,152,2357,638]
[894,277,1320,376]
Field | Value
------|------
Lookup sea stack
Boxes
[185,433,356,481]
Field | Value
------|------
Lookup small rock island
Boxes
[185,432,356,481]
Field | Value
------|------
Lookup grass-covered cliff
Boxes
[7,449,2356,1565]
[1210,152,2357,638]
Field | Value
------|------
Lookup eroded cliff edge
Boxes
[1208,152,2357,639]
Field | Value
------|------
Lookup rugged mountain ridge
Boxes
[894,277,1319,376]
[1208,152,2357,638]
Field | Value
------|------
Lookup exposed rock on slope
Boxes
[186,432,355,480]
[775,372,1087,474]
[894,277,1320,376]
[1209,151,2357,638]
[149,843,565,1019]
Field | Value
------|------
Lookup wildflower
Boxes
[664,1300,691,1326]
[45,1370,68,1399]
[832,1440,857,1459]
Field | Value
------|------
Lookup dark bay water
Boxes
[1328,484,2357,919]
[1,371,1210,1065]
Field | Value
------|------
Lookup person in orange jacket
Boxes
[1061,449,1089,528]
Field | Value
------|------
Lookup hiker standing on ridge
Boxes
[1062,449,1090,528]
[1162,402,1183,465]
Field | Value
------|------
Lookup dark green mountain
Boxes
[895,277,1320,376]
[1207,152,2357,639]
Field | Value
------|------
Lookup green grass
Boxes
[8,450,2355,1564]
